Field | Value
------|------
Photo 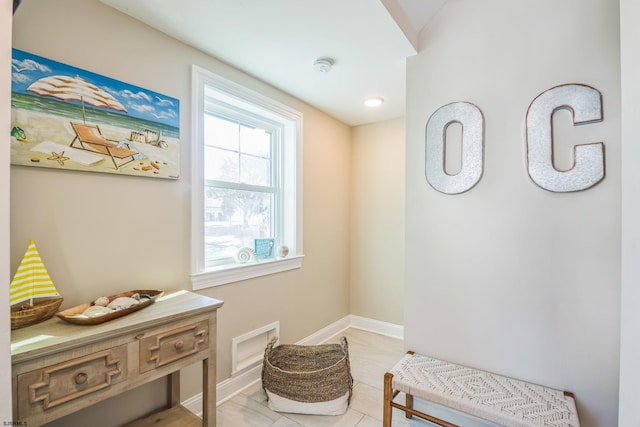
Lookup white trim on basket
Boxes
[266,390,350,415]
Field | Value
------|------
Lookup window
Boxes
[191,66,303,289]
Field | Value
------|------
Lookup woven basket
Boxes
[262,336,353,415]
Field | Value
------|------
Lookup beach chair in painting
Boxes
[70,122,138,170]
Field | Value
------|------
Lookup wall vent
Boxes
[231,321,279,375]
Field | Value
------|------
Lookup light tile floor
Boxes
[216,328,415,427]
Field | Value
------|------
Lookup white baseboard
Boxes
[182,315,404,416]
[347,315,404,340]
[296,315,352,345]
[181,393,204,417]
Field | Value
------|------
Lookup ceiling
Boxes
[99,0,446,127]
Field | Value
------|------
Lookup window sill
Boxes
[191,255,304,290]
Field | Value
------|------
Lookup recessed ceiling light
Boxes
[364,97,384,108]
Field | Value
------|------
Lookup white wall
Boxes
[619,0,640,425]
[1,0,13,422]
[405,1,620,426]
[350,118,405,324]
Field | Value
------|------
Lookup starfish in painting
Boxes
[48,151,70,166]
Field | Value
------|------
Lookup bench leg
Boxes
[383,372,393,427]
[406,392,414,419]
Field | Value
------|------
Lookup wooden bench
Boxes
[383,352,580,427]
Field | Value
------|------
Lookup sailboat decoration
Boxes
[10,240,63,329]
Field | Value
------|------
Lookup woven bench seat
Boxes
[383,352,580,427]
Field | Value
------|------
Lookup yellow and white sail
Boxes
[10,240,60,306]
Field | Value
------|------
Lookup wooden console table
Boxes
[11,291,223,426]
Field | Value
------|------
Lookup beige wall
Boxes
[1,0,12,422]
[11,0,354,424]
[350,118,405,325]
[405,1,620,426]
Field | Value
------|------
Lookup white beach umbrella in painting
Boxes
[26,75,127,122]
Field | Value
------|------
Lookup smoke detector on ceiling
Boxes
[313,57,334,73]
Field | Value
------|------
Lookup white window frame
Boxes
[191,65,303,289]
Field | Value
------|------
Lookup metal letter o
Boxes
[425,102,484,194]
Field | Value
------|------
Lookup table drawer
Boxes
[17,345,127,418]
[139,321,209,373]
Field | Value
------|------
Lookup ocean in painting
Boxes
[12,92,179,140]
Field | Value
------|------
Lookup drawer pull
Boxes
[175,340,184,352]
[75,373,88,385]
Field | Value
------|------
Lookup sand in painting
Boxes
[10,108,180,179]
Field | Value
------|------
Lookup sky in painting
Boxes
[10,48,180,129]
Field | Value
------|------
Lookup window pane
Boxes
[240,154,270,186]
[204,146,238,182]
[240,125,271,157]
[204,187,272,265]
[205,114,238,151]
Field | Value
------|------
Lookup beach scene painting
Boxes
[10,48,180,179]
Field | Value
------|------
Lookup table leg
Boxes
[169,370,181,407]
[202,356,216,427]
